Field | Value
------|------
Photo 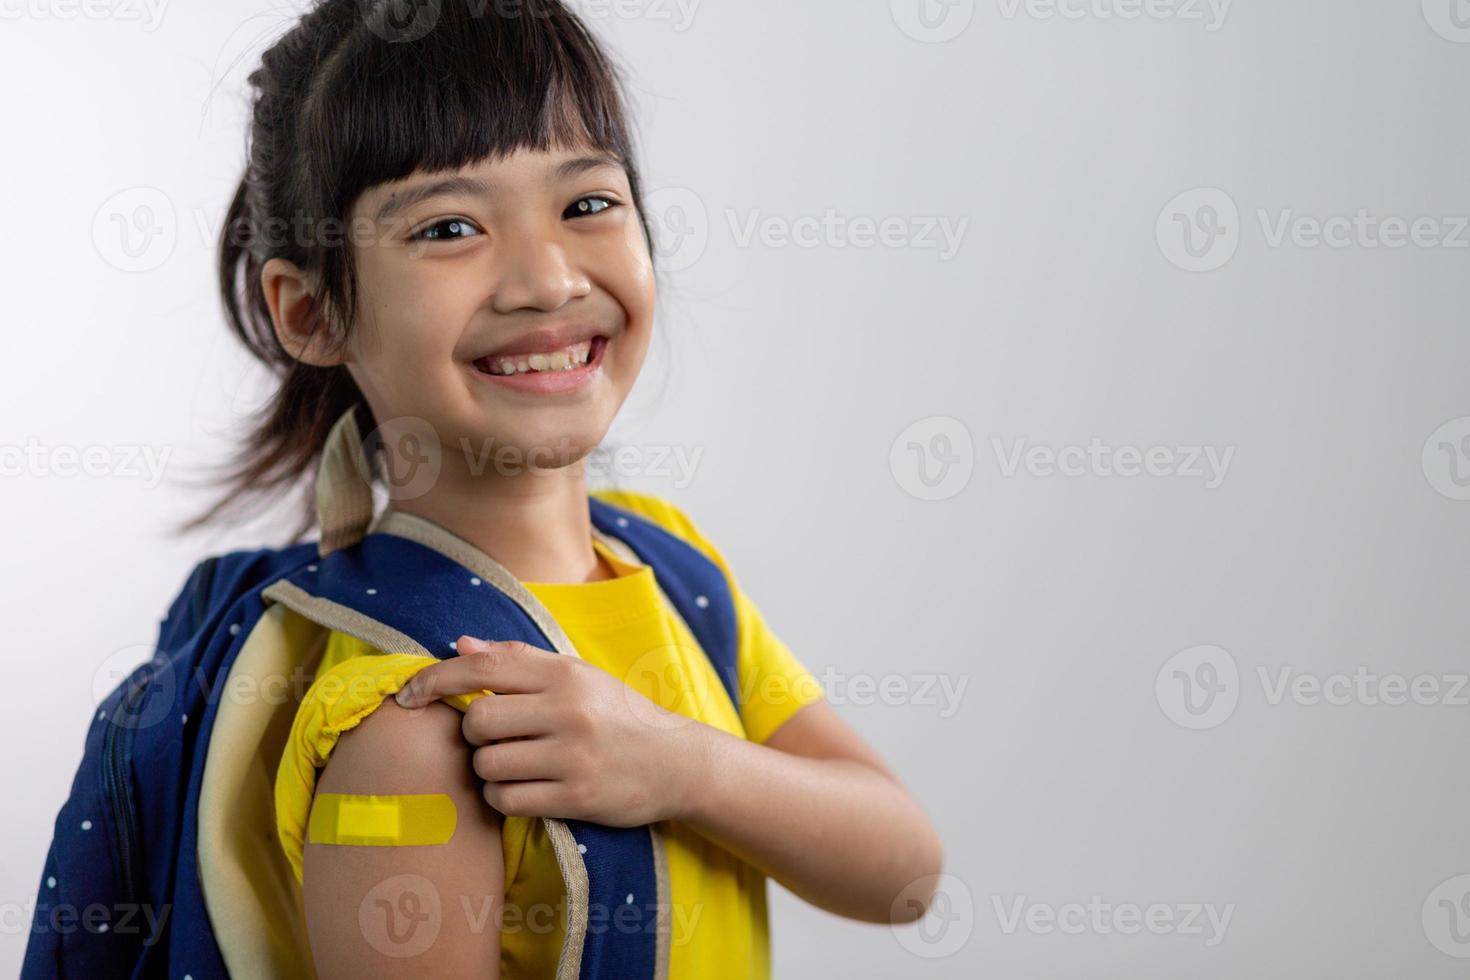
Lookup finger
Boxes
[482,779,566,819]
[460,692,556,744]
[472,739,564,784]
[455,636,556,660]
[396,643,554,707]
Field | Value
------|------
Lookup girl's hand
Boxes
[393,635,709,827]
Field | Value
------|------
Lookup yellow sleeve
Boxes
[274,641,489,885]
[590,489,825,743]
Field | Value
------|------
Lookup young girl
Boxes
[188,1,944,975]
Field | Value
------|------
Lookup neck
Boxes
[385,458,607,585]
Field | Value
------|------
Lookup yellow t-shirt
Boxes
[275,489,824,978]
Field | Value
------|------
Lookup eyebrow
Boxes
[373,154,623,224]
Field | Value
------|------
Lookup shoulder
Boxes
[297,644,499,788]
[291,650,450,764]
[319,691,468,792]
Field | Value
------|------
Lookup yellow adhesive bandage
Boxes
[307,793,458,847]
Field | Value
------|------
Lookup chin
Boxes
[491,421,612,473]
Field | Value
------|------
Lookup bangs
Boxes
[298,0,636,221]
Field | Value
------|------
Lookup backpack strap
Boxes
[314,405,376,558]
[587,496,741,716]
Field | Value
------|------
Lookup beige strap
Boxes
[315,405,376,558]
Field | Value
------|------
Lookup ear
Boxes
[261,257,346,368]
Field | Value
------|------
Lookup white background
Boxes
[3,0,1470,976]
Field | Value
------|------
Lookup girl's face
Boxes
[340,143,654,481]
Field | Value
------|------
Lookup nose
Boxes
[488,227,591,313]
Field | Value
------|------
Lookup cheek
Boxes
[351,253,465,368]
[622,210,654,276]
[610,216,657,324]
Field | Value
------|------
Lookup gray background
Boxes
[3,0,1469,976]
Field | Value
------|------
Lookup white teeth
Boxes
[483,339,596,376]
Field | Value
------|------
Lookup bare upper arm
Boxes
[762,698,901,783]
[302,696,503,978]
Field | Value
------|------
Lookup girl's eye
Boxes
[409,198,619,241]
[566,195,619,219]
[410,218,481,243]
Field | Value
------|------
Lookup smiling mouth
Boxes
[472,336,608,377]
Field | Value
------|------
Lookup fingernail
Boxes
[395,685,415,707]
